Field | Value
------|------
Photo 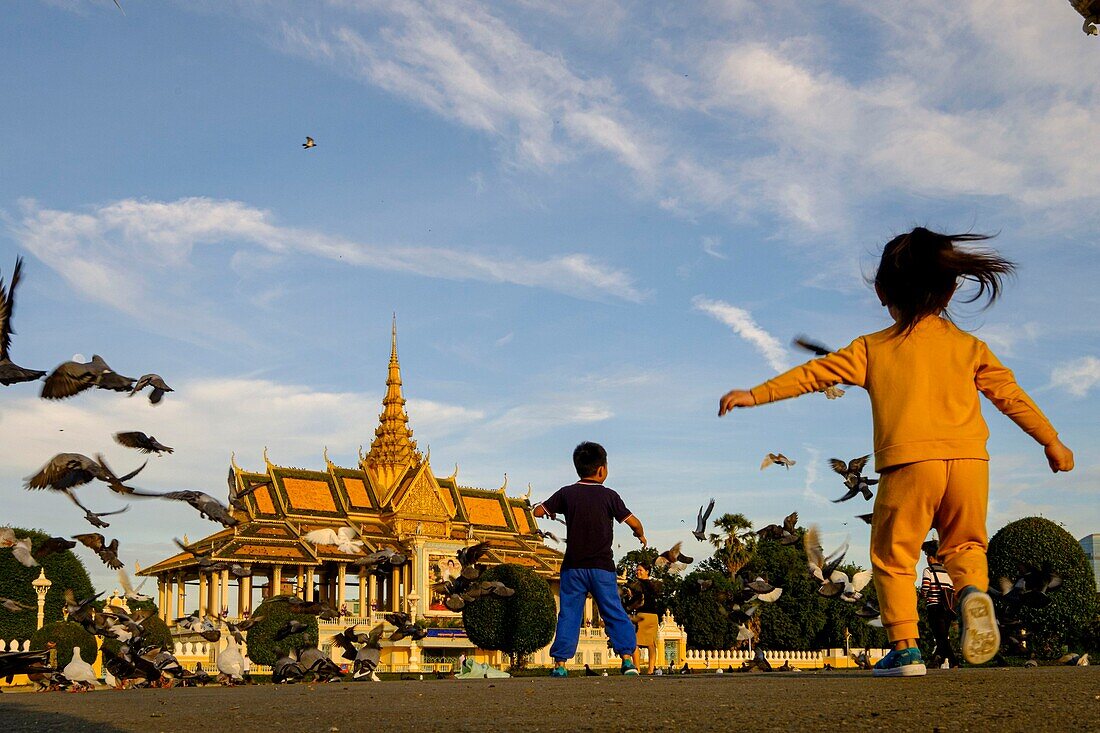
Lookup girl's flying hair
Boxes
[874,227,1016,334]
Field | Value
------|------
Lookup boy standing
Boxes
[534,441,647,677]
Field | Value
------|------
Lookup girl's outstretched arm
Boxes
[720,337,868,416]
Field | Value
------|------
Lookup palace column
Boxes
[303,566,314,601]
[220,569,229,617]
[297,566,304,597]
[208,571,218,617]
[272,565,282,598]
[358,569,367,616]
[584,596,593,625]
[336,563,347,612]
[157,578,167,621]
[240,566,252,614]
[390,566,400,612]
[317,568,327,604]
[368,574,378,616]
[176,572,185,620]
[198,572,208,616]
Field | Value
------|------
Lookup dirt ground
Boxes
[2,666,1098,733]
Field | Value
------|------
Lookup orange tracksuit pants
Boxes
[870,459,989,642]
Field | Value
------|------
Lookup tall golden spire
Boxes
[365,316,422,490]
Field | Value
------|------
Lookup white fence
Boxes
[683,648,823,664]
[0,640,31,652]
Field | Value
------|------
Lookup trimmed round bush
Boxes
[30,621,97,668]
[0,528,95,641]
[100,612,174,657]
[462,564,555,668]
[244,598,320,665]
[988,517,1098,658]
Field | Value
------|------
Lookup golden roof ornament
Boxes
[364,317,423,490]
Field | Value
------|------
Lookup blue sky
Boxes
[2,0,1098,594]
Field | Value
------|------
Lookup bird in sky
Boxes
[130,373,173,404]
[0,257,47,386]
[757,511,799,545]
[1070,1,1100,35]
[693,498,715,541]
[761,453,796,470]
[72,533,124,570]
[42,355,136,400]
[792,335,846,398]
[829,455,878,503]
[158,490,239,527]
[114,431,174,455]
[303,136,316,149]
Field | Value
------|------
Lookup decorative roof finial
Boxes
[365,315,422,478]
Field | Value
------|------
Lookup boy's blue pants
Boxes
[549,567,637,661]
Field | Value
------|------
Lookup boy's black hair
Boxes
[921,539,940,558]
[874,227,1015,335]
[573,441,607,479]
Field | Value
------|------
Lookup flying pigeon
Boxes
[693,498,715,541]
[130,373,173,404]
[114,431,174,455]
[829,455,878,503]
[73,533,124,570]
[757,511,799,545]
[1070,0,1100,35]
[0,258,46,385]
[302,136,316,149]
[761,453,796,470]
[42,355,135,400]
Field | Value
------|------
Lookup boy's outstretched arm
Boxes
[623,514,647,547]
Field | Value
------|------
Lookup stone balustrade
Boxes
[0,639,32,652]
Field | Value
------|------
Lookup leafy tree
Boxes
[462,564,555,669]
[244,598,319,665]
[708,513,756,576]
[0,528,95,640]
[30,621,97,668]
[741,537,826,650]
[987,517,1098,658]
[817,563,888,651]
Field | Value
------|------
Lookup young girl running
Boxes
[717,227,1075,677]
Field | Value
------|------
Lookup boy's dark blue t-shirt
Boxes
[541,480,632,572]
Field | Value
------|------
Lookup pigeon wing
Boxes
[828,458,848,476]
[847,455,871,475]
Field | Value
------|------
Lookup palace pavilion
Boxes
[140,324,684,671]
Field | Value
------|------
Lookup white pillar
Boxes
[303,567,313,601]
[337,563,347,611]
[358,570,367,616]
[272,565,283,598]
[198,572,208,616]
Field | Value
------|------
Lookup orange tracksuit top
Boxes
[748,316,1058,472]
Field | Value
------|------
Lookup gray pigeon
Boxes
[0,257,46,386]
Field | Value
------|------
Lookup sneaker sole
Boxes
[622,669,639,676]
[871,663,927,678]
[960,592,1000,665]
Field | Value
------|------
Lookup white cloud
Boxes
[276,0,659,174]
[1051,356,1100,397]
[692,295,789,372]
[7,197,645,334]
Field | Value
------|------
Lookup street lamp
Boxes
[32,569,52,630]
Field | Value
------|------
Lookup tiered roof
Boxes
[140,321,562,580]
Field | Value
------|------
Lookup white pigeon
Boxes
[63,647,100,689]
[1078,653,1090,666]
[11,537,37,567]
[118,569,152,602]
[303,526,363,554]
[830,569,873,603]
[735,624,754,642]
[217,636,248,682]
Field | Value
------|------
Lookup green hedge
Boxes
[30,621,97,669]
[244,598,319,666]
[462,564,555,667]
[988,516,1098,658]
[0,528,96,641]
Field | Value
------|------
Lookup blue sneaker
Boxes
[958,586,1000,665]
[550,666,568,678]
[871,647,926,677]
[620,658,640,676]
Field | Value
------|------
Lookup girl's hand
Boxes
[1045,439,1074,473]
[719,389,756,416]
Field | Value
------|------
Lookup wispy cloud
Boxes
[693,295,789,372]
[1051,355,1100,397]
[701,236,726,260]
[7,197,645,334]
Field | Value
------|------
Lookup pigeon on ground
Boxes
[62,647,100,690]
[693,498,715,541]
[0,257,46,386]
[272,655,306,683]
[761,453,796,470]
[297,646,342,681]
[829,456,878,503]
[42,355,135,400]
[216,636,249,684]
[303,136,316,149]
[159,490,239,527]
[1070,0,1100,35]
[114,431,174,455]
[757,511,799,545]
[130,374,173,404]
[72,533,124,569]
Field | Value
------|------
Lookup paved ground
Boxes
[2,667,1098,732]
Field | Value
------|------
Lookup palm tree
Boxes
[708,513,756,577]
